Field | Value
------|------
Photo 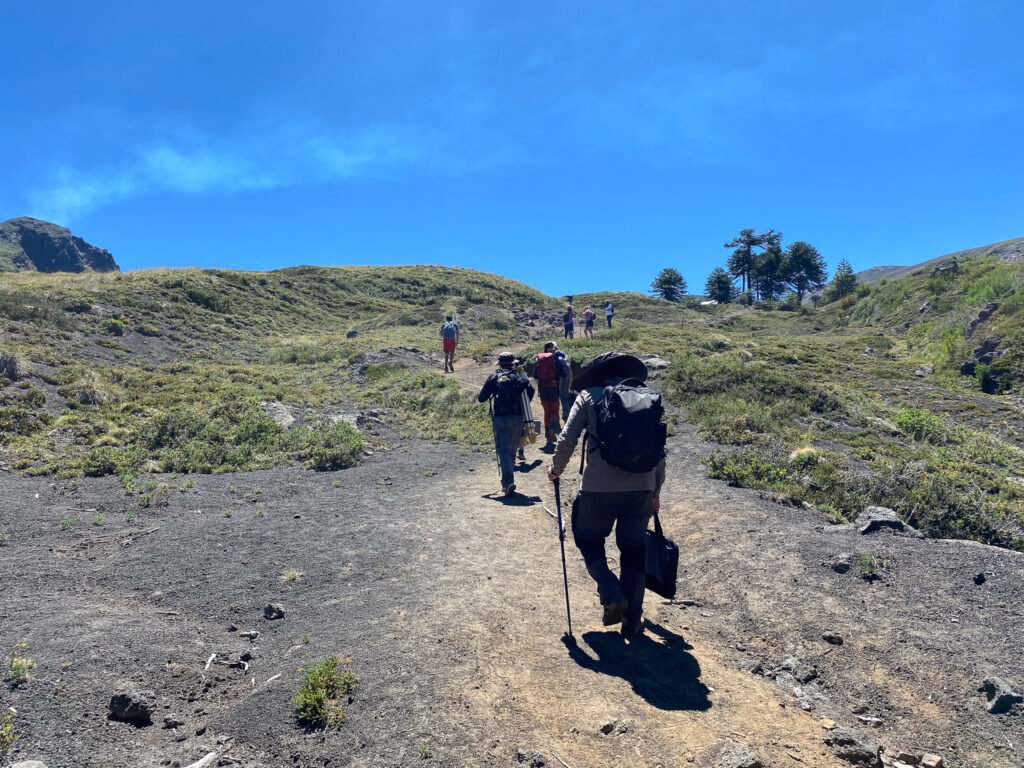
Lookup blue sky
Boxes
[2,1,1022,296]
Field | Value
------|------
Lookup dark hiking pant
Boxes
[558,378,573,421]
[571,490,652,629]
[606,316,612,329]
[491,414,523,488]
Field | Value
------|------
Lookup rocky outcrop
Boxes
[0,217,119,273]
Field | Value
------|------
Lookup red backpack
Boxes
[535,352,557,385]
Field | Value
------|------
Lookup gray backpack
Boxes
[441,321,458,340]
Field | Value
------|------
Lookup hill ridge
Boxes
[0,216,119,273]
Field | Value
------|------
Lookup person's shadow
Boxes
[563,622,711,711]
[516,459,544,474]
[481,492,542,507]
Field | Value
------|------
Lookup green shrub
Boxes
[102,317,126,336]
[0,708,17,754]
[292,421,365,471]
[894,407,947,443]
[184,285,231,313]
[292,656,358,729]
[0,351,28,380]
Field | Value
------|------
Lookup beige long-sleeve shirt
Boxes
[551,387,666,496]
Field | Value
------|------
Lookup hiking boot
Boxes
[601,597,629,626]
[517,449,526,462]
[620,617,644,639]
[503,482,516,497]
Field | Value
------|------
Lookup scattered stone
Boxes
[263,603,285,621]
[239,630,260,640]
[163,714,185,729]
[259,401,296,429]
[714,743,764,768]
[828,554,853,574]
[823,631,844,645]
[780,657,818,684]
[856,715,883,728]
[919,301,932,313]
[893,762,916,768]
[894,752,920,765]
[346,329,359,338]
[862,347,874,355]
[240,650,254,662]
[515,748,546,766]
[820,719,838,730]
[11,762,48,768]
[913,366,934,377]
[858,506,919,536]
[920,755,944,768]
[599,719,617,734]
[109,689,156,725]
[973,572,987,586]
[959,360,977,377]
[195,724,207,736]
[824,727,882,767]
[929,260,959,277]
[980,676,1023,714]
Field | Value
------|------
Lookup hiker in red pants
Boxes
[534,341,562,445]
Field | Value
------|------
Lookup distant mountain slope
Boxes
[857,235,1024,284]
[0,217,119,273]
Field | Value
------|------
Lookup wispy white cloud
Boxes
[27,123,522,223]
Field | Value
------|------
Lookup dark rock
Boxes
[919,301,932,313]
[714,743,764,768]
[929,260,959,276]
[0,217,119,273]
[823,632,844,645]
[959,360,977,376]
[346,330,359,338]
[109,689,156,725]
[163,714,185,729]
[974,337,1001,357]
[980,676,1023,714]
[263,603,285,620]
[239,630,260,640]
[824,727,882,767]
[973,572,987,586]
[515,748,546,766]
[829,554,853,574]
[858,506,920,536]
[913,366,934,377]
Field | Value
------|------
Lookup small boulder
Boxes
[109,689,156,726]
[163,714,185,729]
[823,631,844,646]
[714,744,764,768]
[919,301,932,313]
[973,572,987,586]
[263,603,285,621]
[346,329,359,338]
[515,748,546,766]
[929,260,959,276]
[828,554,853,574]
[259,401,296,429]
[913,366,934,377]
[858,506,918,536]
[894,752,920,765]
[920,755,944,768]
[824,727,882,767]
[980,676,1023,714]
[959,360,977,377]
[11,762,49,768]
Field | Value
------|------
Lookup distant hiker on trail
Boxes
[605,301,613,329]
[440,315,460,372]
[534,341,563,446]
[553,342,573,421]
[582,305,596,339]
[548,352,666,638]
[478,352,534,496]
[563,305,576,339]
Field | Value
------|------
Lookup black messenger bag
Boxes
[645,510,678,600]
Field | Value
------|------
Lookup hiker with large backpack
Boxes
[562,305,576,340]
[547,352,666,638]
[440,315,460,372]
[534,341,563,446]
[478,352,535,496]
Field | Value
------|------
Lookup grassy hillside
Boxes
[4,258,1024,550]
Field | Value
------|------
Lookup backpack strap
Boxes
[651,508,663,535]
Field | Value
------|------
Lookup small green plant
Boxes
[7,644,35,685]
[254,507,265,518]
[0,708,17,755]
[292,656,358,729]
[857,552,887,581]
[302,634,311,644]
[331,480,343,488]
[424,470,434,477]
[92,513,104,526]
[280,568,303,582]
[223,509,233,518]
[181,478,195,491]
[419,743,434,759]
[124,509,136,521]
[819,503,847,524]
[0,532,11,546]
[894,407,947,443]
[59,517,74,530]
[101,317,126,336]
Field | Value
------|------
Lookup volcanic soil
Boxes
[1,355,1022,768]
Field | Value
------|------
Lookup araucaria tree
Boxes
[824,258,857,302]
[650,267,686,301]
[705,267,735,304]
[725,228,762,294]
[750,230,786,301]
[784,241,827,302]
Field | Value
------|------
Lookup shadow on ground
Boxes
[481,492,544,507]
[563,622,712,711]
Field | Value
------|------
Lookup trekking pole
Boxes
[553,479,573,638]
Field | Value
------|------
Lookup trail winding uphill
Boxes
[0,348,1022,767]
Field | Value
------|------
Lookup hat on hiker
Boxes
[572,351,647,391]
[497,352,516,368]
